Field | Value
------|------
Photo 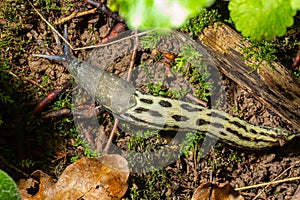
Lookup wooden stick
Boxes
[236,176,300,191]
[198,22,300,129]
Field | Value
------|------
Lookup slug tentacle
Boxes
[33,25,74,67]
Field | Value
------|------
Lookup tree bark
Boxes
[198,22,300,130]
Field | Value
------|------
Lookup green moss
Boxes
[126,169,173,199]
[173,44,212,101]
[180,8,220,37]
[242,40,278,73]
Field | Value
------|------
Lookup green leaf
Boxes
[291,0,300,10]
[109,0,215,28]
[228,0,297,40]
[0,170,21,200]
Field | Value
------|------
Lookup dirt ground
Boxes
[0,0,299,199]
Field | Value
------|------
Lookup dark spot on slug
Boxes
[148,110,163,117]
[140,98,153,104]
[226,127,277,144]
[250,129,257,134]
[171,115,189,122]
[173,125,180,129]
[196,119,210,126]
[134,107,163,117]
[226,127,258,142]
[219,131,227,136]
[231,121,248,132]
[256,127,278,139]
[180,103,203,112]
[211,122,224,129]
[159,100,172,107]
[125,113,162,127]
[207,111,228,120]
[162,124,180,130]
[123,113,149,124]
[226,127,239,136]
[258,131,276,138]
[134,107,149,113]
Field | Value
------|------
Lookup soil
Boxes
[0,0,299,199]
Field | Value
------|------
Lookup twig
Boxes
[103,118,119,154]
[42,106,104,119]
[29,0,160,51]
[127,29,138,82]
[2,70,46,92]
[236,176,300,191]
[292,51,300,68]
[54,8,98,25]
[33,81,72,115]
[28,0,73,49]
[235,161,300,193]
[186,93,208,107]
[252,161,300,199]
[42,108,71,119]
[0,154,31,179]
[101,23,126,44]
[85,0,125,23]
[74,29,158,51]
[163,61,175,78]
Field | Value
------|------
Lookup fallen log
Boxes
[198,22,300,130]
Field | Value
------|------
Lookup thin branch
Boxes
[74,29,158,51]
[252,161,300,199]
[29,0,160,51]
[103,118,119,154]
[33,81,72,115]
[236,161,300,193]
[28,0,73,50]
[186,93,208,107]
[2,70,46,92]
[85,0,125,23]
[236,176,300,191]
[127,29,138,82]
[0,154,32,179]
[101,23,126,44]
[54,8,98,25]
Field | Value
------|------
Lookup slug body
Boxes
[33,27,296,149]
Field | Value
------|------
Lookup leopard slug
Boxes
[33,27,297,149]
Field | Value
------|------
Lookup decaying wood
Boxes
[198,22,300,130]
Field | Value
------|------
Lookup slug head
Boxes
[32,24,138,114]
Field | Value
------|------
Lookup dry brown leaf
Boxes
[192,182,244,200]
[17,154,129,200]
